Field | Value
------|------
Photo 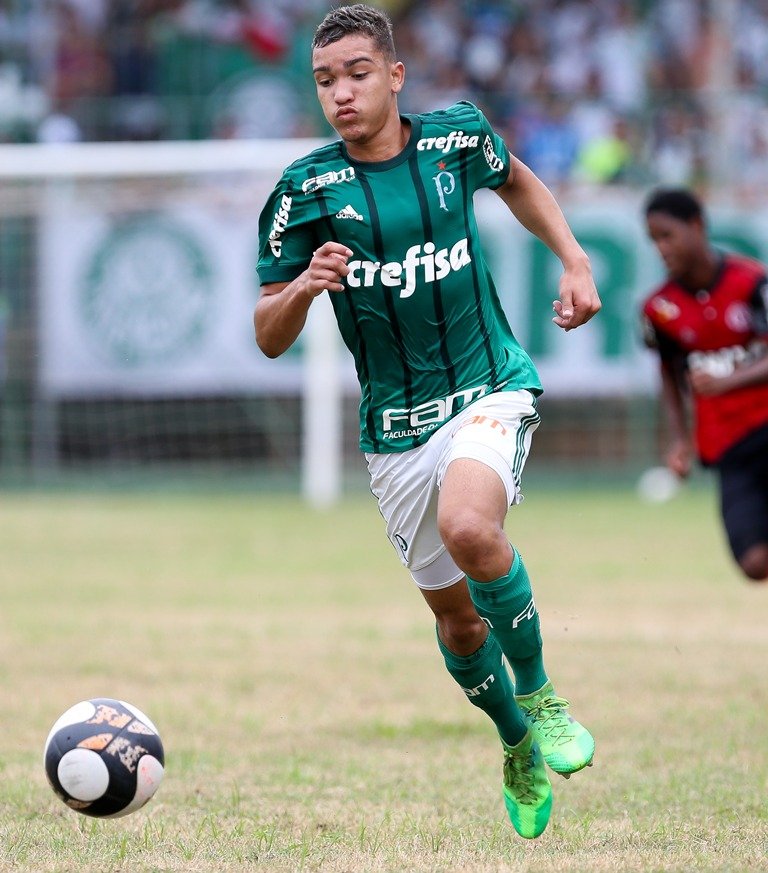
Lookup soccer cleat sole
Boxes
[552,756,594,778]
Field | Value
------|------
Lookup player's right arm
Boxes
[642,308,693,477]
[255,243,352,358]
[660,358,693,478]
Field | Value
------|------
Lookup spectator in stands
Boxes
[6,0,768,193]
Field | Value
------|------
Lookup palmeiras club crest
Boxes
[80,215,214,366]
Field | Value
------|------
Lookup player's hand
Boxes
[666,437,692,479]
[303,242,353,298]
[552,261,601,331]
[688,368,731,396]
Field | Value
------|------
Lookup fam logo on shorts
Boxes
[81,216,214,366]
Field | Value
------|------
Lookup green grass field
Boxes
[1,485,767,872]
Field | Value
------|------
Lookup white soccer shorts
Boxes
[366,389,540,590]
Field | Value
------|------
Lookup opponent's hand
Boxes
[666,437,692,479]
[552,262,601,331]
[688,368,731,397]
[304,242,353,298]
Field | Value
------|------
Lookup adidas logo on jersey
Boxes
[336,204,364,221]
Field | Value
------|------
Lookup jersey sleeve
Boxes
[459,102,511,192]
[641,303,684,365]
[257,172,317,285]
[749,273,768,336]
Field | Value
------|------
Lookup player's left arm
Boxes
[690,352,768,395]
[494,155,601,331]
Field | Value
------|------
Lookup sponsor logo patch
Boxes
[346,237,471,299]
[651,296,681,322]
[301,167,355,194]
[483,135,505,172]
[383,383,488,439]
[417,130,479,153]
[336,204,364,221]
[268,194,293,258]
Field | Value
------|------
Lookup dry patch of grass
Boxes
[1,488,767,871]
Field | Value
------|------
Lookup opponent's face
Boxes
[646,211,707,282]
[312,34,404,144]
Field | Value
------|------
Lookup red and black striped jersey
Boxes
[642,252,768,464]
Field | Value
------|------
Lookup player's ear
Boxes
[391,61,405,93]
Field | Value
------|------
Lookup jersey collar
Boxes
[340,115,421,172]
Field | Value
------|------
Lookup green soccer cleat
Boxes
[515,681,595,777]
[501,729,552,839]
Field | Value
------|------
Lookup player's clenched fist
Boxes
[305,242,353,297]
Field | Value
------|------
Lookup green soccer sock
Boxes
[437,627,528,747]
[466,549,548,695]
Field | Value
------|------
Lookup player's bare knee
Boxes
[738,545,768,581]
[439,511,498,567]
[437,613,487,655]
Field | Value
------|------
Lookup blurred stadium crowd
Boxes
[1,0,767,193]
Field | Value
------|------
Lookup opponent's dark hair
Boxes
[644,188,704,222]
[312,4,396,60]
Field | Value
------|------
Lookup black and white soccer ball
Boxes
[43,698,165,818]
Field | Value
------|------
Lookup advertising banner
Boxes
[39,186,768,398]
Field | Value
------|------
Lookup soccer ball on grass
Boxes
[43,698,165,817]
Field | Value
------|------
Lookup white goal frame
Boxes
[0,138,344,507]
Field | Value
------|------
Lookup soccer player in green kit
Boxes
[255,5,601,839]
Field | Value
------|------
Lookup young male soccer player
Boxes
[642,188,768,582]
[255,4,600,839]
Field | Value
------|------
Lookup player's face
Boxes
[646,212,706,281]
[312,34,404,145]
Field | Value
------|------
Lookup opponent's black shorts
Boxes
[717,424,768,561]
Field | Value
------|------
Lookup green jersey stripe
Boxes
[458,151,498,384]
[356,170,416,424]
[407,151,457,395]
[308,163,381,452]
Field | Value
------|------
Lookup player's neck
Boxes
[679,247,721,291]
[344,112,410,163]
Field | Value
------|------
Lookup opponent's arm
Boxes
[660,358,694,478]
[688,348,768,397]
[255,242,352,358]
[494,155,601,331]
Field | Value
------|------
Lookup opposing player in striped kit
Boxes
[255,4,600,839]
[643,188,768,582]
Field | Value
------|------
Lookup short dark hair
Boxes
[644,188,704,222]
[312,4,396,60]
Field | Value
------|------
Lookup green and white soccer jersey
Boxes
[257,101,542,453]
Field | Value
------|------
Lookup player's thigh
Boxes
[437,389,540,515]
[718,459,768,561]
[366,436,451,577]
[438,458,509,533]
